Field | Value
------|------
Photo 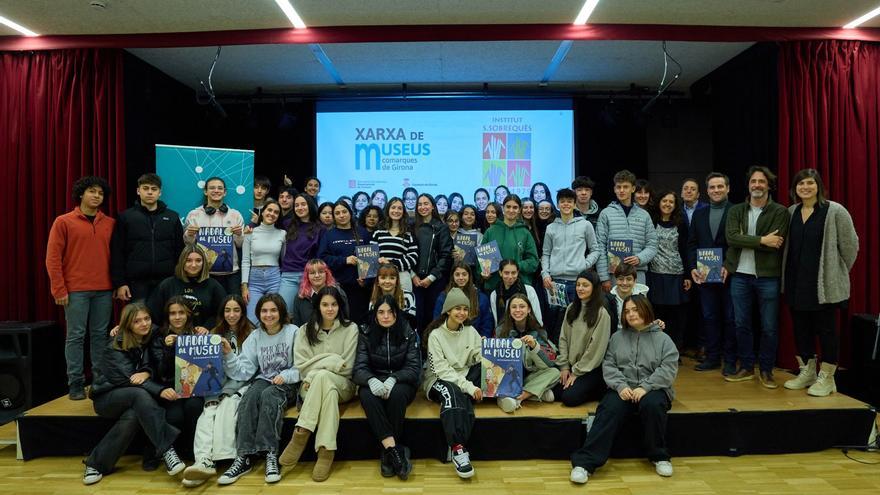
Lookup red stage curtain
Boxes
[777,41,880,368]
[0,49,127,322]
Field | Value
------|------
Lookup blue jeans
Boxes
[278,272,303,315]
[730,275,780,373]
[245,267,281,325]
[698,282,737,366]
[64,290,113,388]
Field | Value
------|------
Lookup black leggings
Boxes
[554,368,606,408]
[427,364,481,447]
[790,308,839,364]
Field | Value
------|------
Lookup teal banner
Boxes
[156,144,255,221]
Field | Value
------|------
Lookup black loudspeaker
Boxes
[848,314,880,407]
[0,321,65,423]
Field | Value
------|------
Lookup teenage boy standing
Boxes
[183,177,245,295]
[46,176,116,400]
[542,188,600,303]
[572,176,600,227]
[111,173,184,303]
[595,170,658,291]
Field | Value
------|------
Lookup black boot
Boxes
[393,445,412,480]
[380,447,395,477]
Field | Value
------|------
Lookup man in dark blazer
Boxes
[687,173,735,374]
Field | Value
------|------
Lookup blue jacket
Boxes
[433,290,494,338]
[317,226,369,285]
[595,202,658,281]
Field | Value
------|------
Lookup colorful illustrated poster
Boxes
[175,334,224,398]
[481,338,523,398]
[697,248,724,283]
[607,239,633,275]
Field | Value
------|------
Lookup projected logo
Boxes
[482,132,531,188]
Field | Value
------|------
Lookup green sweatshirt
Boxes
[481,219,539,291]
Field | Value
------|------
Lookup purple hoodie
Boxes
[281,222,323,274]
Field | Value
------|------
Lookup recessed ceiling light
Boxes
[573,0,601,26]
[274,0,307,29]
[0,14,39,36]
[843,5,880,29]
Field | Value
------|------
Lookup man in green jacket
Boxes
[723,166,791,389]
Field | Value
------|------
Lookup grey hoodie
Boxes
[602,322,679,401]
[541,215,601,280]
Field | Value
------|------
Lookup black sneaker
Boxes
[451,446,475,479]
[162,447,185,476]
[69,386,86,401]
[264,453,281,483]
[218,456,252,485]
[694,361,720,372]
[394,445,413,480]
[380,448,395,478]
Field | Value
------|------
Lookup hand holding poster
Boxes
[696,248,723,283]
[476,240,503,277]
[607,239,633,275]
[197,227,234,272]
[175,334,225,398]
[481,338,523,398]
[356,244,380,279]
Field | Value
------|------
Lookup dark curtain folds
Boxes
[0,49,127,321]
[777,40,880,368]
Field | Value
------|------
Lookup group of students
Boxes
[45,164,857,486]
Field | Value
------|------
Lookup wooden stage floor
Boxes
[11,359,878,461]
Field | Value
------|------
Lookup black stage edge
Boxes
[17,406,876,462]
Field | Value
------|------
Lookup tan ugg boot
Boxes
[783,356,817,390]
[807,362,837,397]
[311,447,335,482]
[279,427,311,466]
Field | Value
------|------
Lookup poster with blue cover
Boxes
[454,232,479,265]
[175,334,225,398]
[476,240,503,276]
[607,239,633,275]
[197,227,234,272]
[155,144,254,221]
[696,248,724,283]
[355,244,380,279]
[481,338,523,398]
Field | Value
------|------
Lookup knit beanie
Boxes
[441,288,470,314]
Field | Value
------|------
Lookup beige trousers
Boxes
[297,369,356,451]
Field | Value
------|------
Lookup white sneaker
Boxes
[183,459,216,482]
[498,397,520,413]
[570,466,588,484]
[82,466,102,485]
[654,460,673,477]
[541,389,555,402]
[181,478,206,487]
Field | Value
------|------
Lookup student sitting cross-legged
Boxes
[82,302,185,485]
[218,294,300,485]
[279,286,359,482]
[569,294,679,484]
[493,293,561,413]
[181,295,255,487]
[422,288,483,479]
[555,270,612,407]
[353,295,422,480]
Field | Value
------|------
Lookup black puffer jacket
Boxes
[110,201,184,288]
[90,330,166,398]
[352,321,421,386]
[414,218,453,280]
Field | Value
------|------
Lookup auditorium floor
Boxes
[0,443,878,494]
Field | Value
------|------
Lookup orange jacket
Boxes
[45,207,115,299]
